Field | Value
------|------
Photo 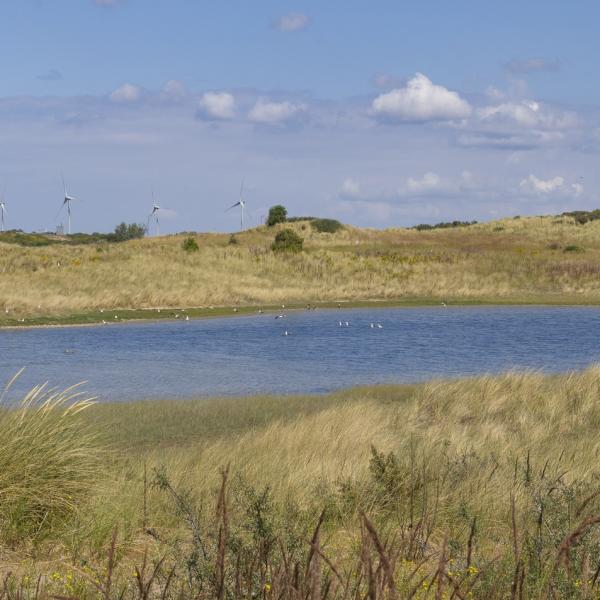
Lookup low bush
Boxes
[311,218,343,233]
[271,228,303,253]
[182,236,200,252]
[564,244,584,253]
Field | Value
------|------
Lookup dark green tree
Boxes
[267,205,288,227]
[112,222,146,242]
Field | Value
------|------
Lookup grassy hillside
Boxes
[4,369,600,597]
[3,213,600,324]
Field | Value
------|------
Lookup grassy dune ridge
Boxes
[4,369,600,597]
[3,214,600,324]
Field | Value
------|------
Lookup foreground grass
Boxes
[3,213,600,325]
[4,370,600,596]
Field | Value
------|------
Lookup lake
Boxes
[1,306,600,402]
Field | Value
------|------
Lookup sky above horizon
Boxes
[1,0,600,233]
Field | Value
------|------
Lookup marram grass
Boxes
[0,373,99,542]
[5,369,600,597]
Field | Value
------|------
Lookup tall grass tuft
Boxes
[0,374,100,542]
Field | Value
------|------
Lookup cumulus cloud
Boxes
[505,57,560,74]
[248,99,306,124]
[478,100,577,130]
[274,12,310,32]
[519,174,583,197]
[109,83,142,103]
[197,92,236,120]
[371,73,471,123]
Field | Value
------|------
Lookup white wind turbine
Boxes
[226,180,246,231]
[147,192,169,236]
[0,188,6,233]
[57,175,78,234]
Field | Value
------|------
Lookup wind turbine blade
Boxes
[55,201,66,220]
[61,174,67,197]
[226,202,241,212]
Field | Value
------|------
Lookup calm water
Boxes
[1,306,600,402]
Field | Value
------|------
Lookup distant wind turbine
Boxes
[226,180,246,230]
[147,192,170,236]
[57,175,78,234]
[0,194,6,233]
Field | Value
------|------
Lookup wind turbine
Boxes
[0,200,6,233]
[147,191,169,236]
[226,180,246,231]
[0,187,6,233]
[57,175,77,234]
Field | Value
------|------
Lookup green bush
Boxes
[267,205,288,227]
[182,236,200,252]
[228,234,239,245]
[311,218,343,233]
[111,222,146,242]
[563,244,584,253]
[271,228,303,253]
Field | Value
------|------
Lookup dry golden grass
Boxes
[5,369,600,596]
[3,215,600,318]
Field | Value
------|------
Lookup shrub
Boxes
[271,228,303,253]
[182,236,200,252]
[311,218,343,233]
[267,205,288,227]
[228,234,239,245]
[110,222,146,242]
[564,244,584,253]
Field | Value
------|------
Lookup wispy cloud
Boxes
[37,69,62,82]
[505,57,561,74]
[273,13,310,32]
[109,83,143,103]
[248,99,306,124]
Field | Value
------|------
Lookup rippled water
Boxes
[1,306,600,402]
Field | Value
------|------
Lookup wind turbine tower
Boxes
[0,199,6,233]
[58,176,77,234]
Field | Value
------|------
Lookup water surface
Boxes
[1,306,599,401]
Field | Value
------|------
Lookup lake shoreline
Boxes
[2,296,600,331]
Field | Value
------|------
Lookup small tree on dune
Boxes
[267,205,287,227]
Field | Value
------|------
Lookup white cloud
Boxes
[109,83,142,103]
[478,100,577,130]
[161,79,188,102]
[406,172,442,193]
[248,99,306,124]
[371,73,471,123]
[197,92,236,120]
[519,174,583,197]
[340,178,362,199]
[274,13,310,32]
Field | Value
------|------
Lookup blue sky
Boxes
[1,0,600,233]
